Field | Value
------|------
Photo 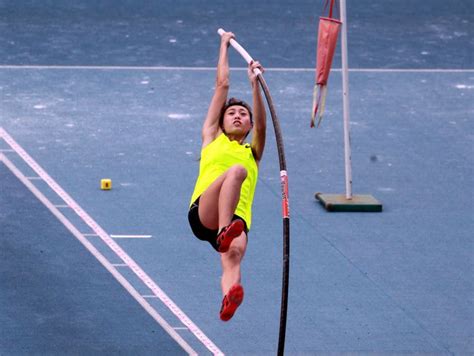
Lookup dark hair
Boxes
[219,97,253,129]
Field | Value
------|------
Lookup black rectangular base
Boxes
[315,193,383,212]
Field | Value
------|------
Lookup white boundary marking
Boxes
[0,64,472,73]
[0,127,223,356]
[0,153,197,356]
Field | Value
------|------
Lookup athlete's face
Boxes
[222,105,253,136]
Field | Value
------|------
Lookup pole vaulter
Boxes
[218,28,290,356]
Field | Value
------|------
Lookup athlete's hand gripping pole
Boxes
[218,28,290,356]
[217,28,262,76]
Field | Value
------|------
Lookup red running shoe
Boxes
[216,219,244,253]
[220,284,244,321]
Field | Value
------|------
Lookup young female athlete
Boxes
[188,31,266,321]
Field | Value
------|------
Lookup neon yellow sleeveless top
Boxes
[190,133,258,230]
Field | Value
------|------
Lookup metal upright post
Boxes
[340,0,353,199]
[315,0,383,212]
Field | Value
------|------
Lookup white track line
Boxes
[0,64,472,73]
[0,153,197,356]
[0,127,223,356]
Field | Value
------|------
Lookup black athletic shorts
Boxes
[188,197,248,251]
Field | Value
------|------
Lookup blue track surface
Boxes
[0,1,473,355]
[0,0,472,68]
[0,162,185,355]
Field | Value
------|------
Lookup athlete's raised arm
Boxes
[201,31,234,147]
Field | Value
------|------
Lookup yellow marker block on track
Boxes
[101,179,112,190]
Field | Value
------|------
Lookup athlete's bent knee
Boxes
[228,165,247,181]
[225,246,243,262]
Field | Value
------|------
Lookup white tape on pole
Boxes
[217,28,262,75]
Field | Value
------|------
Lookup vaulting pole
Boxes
[217,28,290,355]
